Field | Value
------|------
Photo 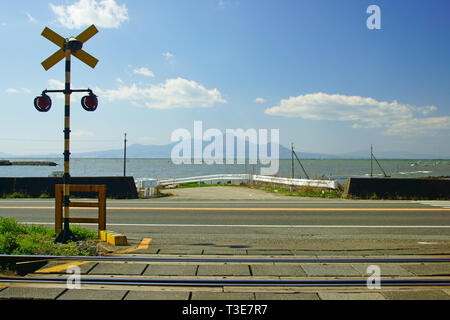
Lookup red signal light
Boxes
[34,94,52,112]
[81,94,98,111]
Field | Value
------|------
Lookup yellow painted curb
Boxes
[99,230,107,241]
[105,231,128,246]
[99,230,128,246]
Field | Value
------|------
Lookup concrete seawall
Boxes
[0,177,138,199]
[343,177,450,199]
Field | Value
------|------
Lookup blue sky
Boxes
[0,0,449,156]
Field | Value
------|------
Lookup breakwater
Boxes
[0,160,57,166]
[343,177,450,199]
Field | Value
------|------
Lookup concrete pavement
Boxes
[160,185,292,200]
[1,251,449,300]
[0,193,449,300]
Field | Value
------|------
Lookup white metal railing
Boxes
[252,175,337,189]
[157,174,250,186]
[135,174,337,189]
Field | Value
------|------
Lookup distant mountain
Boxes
[71,140,337,159]
[74,143,175,158]
[289,150,337,159]
[1,143,448,159]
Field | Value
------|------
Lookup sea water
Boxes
[0,158,448,184]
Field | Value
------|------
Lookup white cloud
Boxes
[133,67,155,78]
[385,117,450,136]
[49,0,129,29]
[25,12,37,23]
[97,77,227,109]
[265,92,449,136]
[6,88,31,94]
[254,97,267,104]
[163,52,176,64]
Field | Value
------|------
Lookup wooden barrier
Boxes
[55,184,106,234]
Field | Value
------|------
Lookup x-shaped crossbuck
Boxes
[41,24,99,71]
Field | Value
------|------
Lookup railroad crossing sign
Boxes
[41,24,99,70]
[35,25,100,244]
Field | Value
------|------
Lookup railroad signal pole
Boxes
[35,25,100,244]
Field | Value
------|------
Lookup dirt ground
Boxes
[158,185,296,200]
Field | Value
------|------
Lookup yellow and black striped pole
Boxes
[38,27,99,243]
[55,48,75,243]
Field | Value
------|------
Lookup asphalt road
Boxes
[1,198,449,254]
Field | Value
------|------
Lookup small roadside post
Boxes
[34,25,100,244]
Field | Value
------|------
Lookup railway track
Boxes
[1,276,450,287]
[2,254,450,264]
[1,255,449,289]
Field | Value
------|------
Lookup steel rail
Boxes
[1,276,449,287]
[1,255,450,264]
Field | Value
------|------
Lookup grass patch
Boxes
[0,217,98,259]
[250,183,343,199]
[0,192,134,199]
[0,192,52,199]
[1,192,32,199]
[178,182,236,188]
[39,192,51,199]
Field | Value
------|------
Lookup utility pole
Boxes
[370,144,373,177]
[291,143,294,179]
[290,143,294,192]
[293,150,310,180]
[123,133,127,176]
[371,144,390,178]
